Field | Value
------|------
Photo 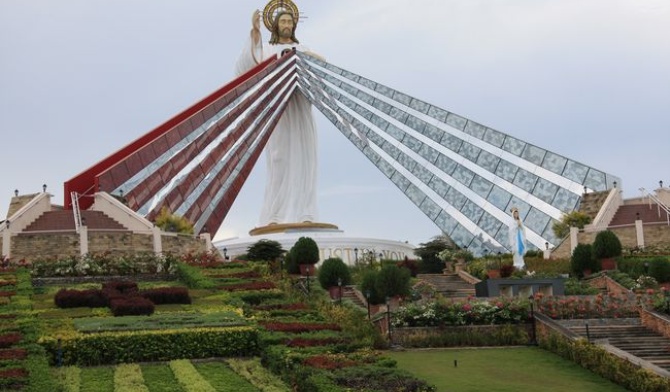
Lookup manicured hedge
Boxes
[54,289,106,308]
[40,327,259,366]
[538,323,670,392]
[140,287,191,305]
[109,297,155,317]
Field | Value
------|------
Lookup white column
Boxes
[79,225,88,256]
[570,227,579,255]
[152,226,163,254]
[635,219,645,248]
[199,233,212,251]
[2,229,10,259]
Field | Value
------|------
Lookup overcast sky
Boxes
[1,0,668,246]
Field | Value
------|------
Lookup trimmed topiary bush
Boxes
[290,237,320,265]
[246,239,285,262]
[571,243,599,277]
[360,270,383,305]
[648,257,670,283]
[592,230,622,259]
[317,257,352,289]
[375,265,411,299]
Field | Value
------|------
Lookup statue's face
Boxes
[277,13,295,39]
[513,210,519,219]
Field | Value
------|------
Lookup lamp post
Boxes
[354,248,358,265]
[42,184,47,193]
[306,266,311,293]
[644,262,649,275]
[386,296,392,343]
[4,220,8,230]
[337,277,342,304]
[528,295,537,345]
[365,290,371,320]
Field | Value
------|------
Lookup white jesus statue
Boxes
[235,9,322,226]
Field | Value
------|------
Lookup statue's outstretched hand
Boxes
[251,10,261,44]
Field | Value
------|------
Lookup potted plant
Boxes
[571,243,598,278]
[486,259,501,279]
[290,236,319,276]
[317,257,351,299]
[592,230,622,271]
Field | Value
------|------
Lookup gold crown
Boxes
[263,0,300,31]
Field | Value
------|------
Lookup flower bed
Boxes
[0,348,28,360]
[209,271,261,279]
[392,299,529,327]
[260,322,341,333]
[219,281,277,292]
[286,337,346,348]
[254,303,309,311]
[303,354,357,370]
[534,293,639,319]
[0,333,22,348]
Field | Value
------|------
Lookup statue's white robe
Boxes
[508,218,527,269]
[236,39,318,225]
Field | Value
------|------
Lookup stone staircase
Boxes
[579,190,611,220]
[416,274,475,298]
[341,286,367,309]
[559,318,670,371]
[23,210,126,231]
[609,204,670,226]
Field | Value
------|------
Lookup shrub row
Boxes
[219,281,277,291]
[54,284,191,315]
[0,332,22,348]
[140,287,191,305]
[39,327,259,366]
[169,359,216,392]
[538,325,670,392]
[110,297,155,317]
[114,364,150,392]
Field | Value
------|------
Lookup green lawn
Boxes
[387,347,629,392]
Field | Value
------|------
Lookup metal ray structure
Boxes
[63,50,620,255]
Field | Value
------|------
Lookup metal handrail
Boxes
[639,188,670,226]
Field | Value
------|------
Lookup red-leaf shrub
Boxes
[0,333,21,348]
[210,271,261,279]
[286,338,344,347]
[0,348,27,360]
[101,288,126,305]
[0,281,16,287]
[0,367,28,379]
[219,281,277,291]
[0,315,16,320]
[254,303,309,311]
[109,297,154,316]
[54,289,106,308]
[0,291,15,297]
[260,322,341,333]
[303,355,356,370]
[140,287,191,305]
[102,281,138,294]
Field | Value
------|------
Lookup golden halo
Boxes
[262,0,300,32]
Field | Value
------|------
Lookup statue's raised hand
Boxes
[251,10,261,44]
[252,10,261,31]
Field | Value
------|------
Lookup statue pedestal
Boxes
[249,222,339,236]
[215,223,415,266]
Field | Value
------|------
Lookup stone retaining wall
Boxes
[391,324,532,347]
[639,309,670,339]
